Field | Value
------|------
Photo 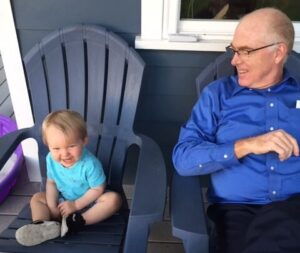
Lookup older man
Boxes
[173,7,300,253]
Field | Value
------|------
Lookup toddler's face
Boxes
[46,125,87,168]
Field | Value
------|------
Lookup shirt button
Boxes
[268,88,271,92]
[272,190,277,195]
[223,154,228,159]
[199,164,202,168]
[269,126,274,131]
[269,103,274,107]
[270,166,275,171]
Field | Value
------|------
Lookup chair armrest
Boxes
[0,128,34,169]
[171,171,209,253]
[123,134,167,253]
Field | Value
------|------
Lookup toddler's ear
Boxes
[84,137,88,145]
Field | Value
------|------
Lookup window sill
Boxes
[135,36,300,53]
[135,36,229,52]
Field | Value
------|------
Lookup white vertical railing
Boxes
[0,0,41,182]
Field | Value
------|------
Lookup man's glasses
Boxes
[225,42,282,59]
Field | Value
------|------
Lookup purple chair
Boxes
[0,115,24,203]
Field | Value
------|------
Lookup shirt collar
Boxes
[231,68,300,96]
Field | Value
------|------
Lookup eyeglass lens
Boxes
[226,47,235,58]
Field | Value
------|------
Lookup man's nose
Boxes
[231,52,240,66]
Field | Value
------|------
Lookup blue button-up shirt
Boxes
[173,70,300,204]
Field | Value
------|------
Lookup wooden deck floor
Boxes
[0,166,185,253]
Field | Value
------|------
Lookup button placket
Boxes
[265,95,280,200]
[265,96,278,133]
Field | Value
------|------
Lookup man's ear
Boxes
[274,43,289,64]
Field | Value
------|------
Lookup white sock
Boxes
[60,216,68,237]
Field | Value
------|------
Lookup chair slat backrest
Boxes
[196,51,300,97]
[196,53,234,96]
[23,25,145,188]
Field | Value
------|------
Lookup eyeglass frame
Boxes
[225,42,282,58]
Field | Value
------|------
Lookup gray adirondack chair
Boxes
[0,25,167,253]
[171,51,300,253]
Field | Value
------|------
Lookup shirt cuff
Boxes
[209,142,240,168]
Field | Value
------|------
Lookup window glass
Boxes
[180,0,300,21]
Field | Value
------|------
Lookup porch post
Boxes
[0,0,41,182]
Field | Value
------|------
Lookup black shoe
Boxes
[60,213,85,237]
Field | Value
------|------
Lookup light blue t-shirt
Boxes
[46,148,106,201]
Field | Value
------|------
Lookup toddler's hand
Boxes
[58,200,76,217]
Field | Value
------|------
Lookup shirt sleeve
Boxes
[86,157,106,188]
[172,84,240,176]
[46,153,54,180]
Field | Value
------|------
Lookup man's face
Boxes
[230,20,282,89]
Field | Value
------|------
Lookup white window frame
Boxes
[0,0,41,182]
[135,0,300,52]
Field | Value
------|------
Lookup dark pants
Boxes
[207,195,300,253]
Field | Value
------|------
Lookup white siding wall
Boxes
[0,53,14,118]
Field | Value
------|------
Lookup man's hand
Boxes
[235,129,299,161]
